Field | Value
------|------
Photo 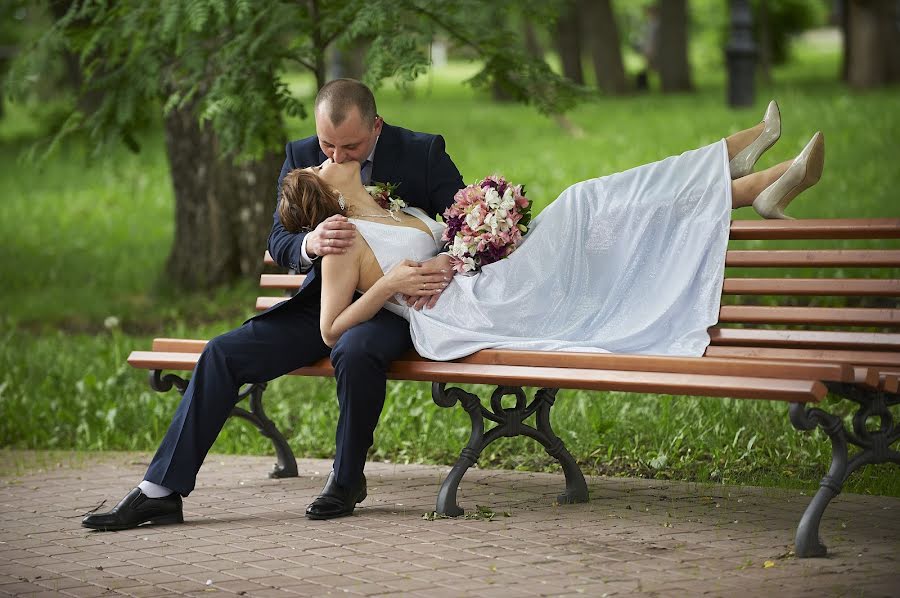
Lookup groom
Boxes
[83,79,464,530]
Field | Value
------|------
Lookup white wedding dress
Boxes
[350,141,732,361]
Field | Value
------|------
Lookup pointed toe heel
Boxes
[730,100,781,179]
[752,131,825,220]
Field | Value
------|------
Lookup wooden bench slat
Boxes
[852,367,881,390]
[148,338,852,382]
[255,297,900,328]
[260,274,305,289]
[729,218,900,240]
[725,249,900,268]
[126,351,826,403]
[704,346,900,368]
[709,328,900,351]
[264,275,900,295]
[718,305,900,327]
[264,250,900,268]
[883,375,899,394]
[722,278,899,296]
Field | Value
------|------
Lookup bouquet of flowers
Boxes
[442,175,532,274]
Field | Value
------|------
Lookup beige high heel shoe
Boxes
[730,100,781,179]
[752,132,825,220]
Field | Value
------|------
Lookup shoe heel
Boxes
[752,132,824,220]
[730,100,781,179]
[149,513,184,526]
[356,490,367,504]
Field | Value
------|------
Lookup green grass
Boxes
[1,37,898,496]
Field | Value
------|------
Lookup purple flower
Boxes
[445,215,463,239]
[478,242,508,266]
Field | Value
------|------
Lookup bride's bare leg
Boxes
[731,160,790,208]
[725,123,765,160]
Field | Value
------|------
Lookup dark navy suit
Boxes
[144,123,463,495]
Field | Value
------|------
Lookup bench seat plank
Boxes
[126,351,826,403]
[728,218,900,240]
[148,338,853,382]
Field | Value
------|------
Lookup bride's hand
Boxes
[405,254,454,310]
[386,259,450,298]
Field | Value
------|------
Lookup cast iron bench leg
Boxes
[789,384,899,557]
[432,383,589,517]
[149,370,298,479]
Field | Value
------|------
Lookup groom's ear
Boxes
[373,115,383,135]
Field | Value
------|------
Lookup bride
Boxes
[277,102,825,361]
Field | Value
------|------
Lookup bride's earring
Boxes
[338,193,346,211]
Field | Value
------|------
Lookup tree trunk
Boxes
[583,0,629,94]
[656,0,693,92]
[847,0,900,88]
[162,102,284,290]
[838,0,851,81]
[554,0,584,84]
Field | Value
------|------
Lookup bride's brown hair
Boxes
[278,169,344,232]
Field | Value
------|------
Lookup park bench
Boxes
[127,217,899,558]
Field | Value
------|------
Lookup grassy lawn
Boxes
[1,36,898,496]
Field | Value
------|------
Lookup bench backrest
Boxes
[260,218,900,375]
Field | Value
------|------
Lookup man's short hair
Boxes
[314,79,378,128]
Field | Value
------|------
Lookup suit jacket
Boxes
[265,122,464,305]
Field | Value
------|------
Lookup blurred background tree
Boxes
[5,0,898,292]
[8,0,579,291]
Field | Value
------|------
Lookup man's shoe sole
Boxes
[82,512,184,531]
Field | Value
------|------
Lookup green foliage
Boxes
[7,0,582,165]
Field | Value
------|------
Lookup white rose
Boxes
[450,237,468,256]
[465,205,482,230]
[461,256,477,272]
[484,187,501,209]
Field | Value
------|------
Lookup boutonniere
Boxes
[365,181,407,215]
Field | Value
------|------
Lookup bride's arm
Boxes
[319,249,393,347]
[320,248,440,347]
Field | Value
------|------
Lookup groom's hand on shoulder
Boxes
[406,254,454,310]
[306,215,357,258]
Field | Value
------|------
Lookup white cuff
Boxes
[299,235,314,269]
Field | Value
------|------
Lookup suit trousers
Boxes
[143,289,414,496]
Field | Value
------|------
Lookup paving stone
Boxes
[0,451,896,598]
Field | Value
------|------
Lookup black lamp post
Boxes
[725,0,757,107]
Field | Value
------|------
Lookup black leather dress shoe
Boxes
[82,488,183,531]
[305,472,367,520]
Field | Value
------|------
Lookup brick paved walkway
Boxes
[0,451,896,597]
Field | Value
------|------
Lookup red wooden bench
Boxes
[128,218,899,557]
